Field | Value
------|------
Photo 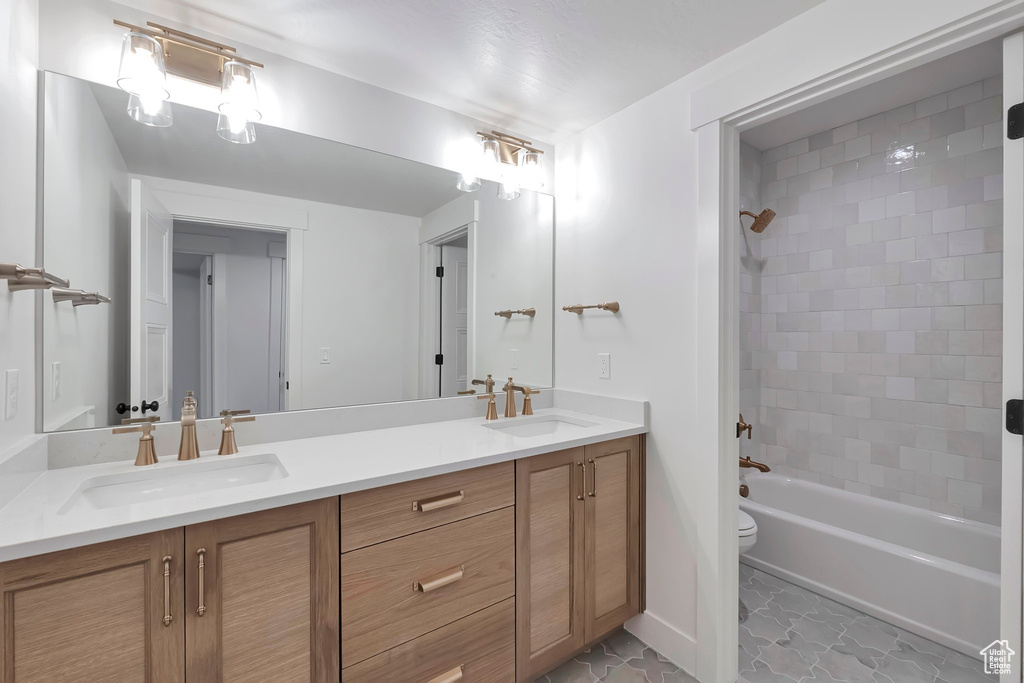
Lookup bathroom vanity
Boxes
[0,409,645,682]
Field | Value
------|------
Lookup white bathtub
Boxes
[739,472,1000,657]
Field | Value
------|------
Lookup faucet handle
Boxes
[218,410,255,455]
[477,392,499,420]
[519,386,539,415]
[113,421,159,466]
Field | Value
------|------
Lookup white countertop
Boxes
[0,408,646,562]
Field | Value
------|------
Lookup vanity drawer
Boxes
[341,597,515,682]
[341,507,515,666]
[340,461,513,552]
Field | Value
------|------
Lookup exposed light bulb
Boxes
[117,32,171,127]
[518,150,544,190]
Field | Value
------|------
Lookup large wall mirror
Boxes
[41,71,554,432]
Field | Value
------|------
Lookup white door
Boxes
[1002,32,1023,683]
[129,178,173,422]
[439,244,469,397]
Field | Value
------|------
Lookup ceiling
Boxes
[114,0,826,143]
[742,39,1002,150]
[88,79,467,217]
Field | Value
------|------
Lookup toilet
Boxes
[738,509,757,554]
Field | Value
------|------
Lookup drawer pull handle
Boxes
[162,555,173,627]
[413,565,464,593]
[588,458,596,497]
[412,490,464,512]
[427,666,464,683]
[197,547,207,616]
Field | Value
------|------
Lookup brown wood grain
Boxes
[0,528,185,683]
[340,462,514,552]
[185,498,339,683]
[514,448,586,682]
[341,597,515,683]
[585,436,641,641]
[341,507,515,667]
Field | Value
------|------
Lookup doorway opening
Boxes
[172,222,287,419]
[437,232,470,397]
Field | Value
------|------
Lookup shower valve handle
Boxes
[737,414,752,439]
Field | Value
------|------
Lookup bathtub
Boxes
[739,472,1000,657]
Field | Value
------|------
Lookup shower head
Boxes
[740,209,776,233]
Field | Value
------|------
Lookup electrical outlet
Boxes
[510,349,519,370]
[320,347,331,364]
[51,362,61,401]
[4,370,18,421]
[598,353,611,379]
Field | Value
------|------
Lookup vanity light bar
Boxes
[476,130,544,165]
[113,19,263,87]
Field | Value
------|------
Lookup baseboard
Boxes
[625,611,697,678]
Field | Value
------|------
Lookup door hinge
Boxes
[1008,399,1023,435]
[1008,103,1024,140]
[207,274,212,285]
[435,353,444,366]
[436,266,444,278]
[286,381,290,390]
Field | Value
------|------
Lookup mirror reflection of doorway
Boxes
[171,223,287,419]
[438,235,469,397]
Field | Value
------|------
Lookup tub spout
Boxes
[740,456,771,473]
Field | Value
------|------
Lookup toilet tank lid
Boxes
[738,509,756,533]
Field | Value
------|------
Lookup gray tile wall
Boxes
[751,78,1003,525]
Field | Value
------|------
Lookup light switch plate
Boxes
[320,347,331,364]
[4,370,18,421]
[598,353,611,379]
[510,349,519,370]
[51,361,62,401]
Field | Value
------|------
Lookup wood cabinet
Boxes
[0,529,185,682]
[185,498,339,683]
[515,436,642,682]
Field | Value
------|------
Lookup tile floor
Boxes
[739,563,996,683]
[532,629,698,683]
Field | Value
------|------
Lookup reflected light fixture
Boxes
[114,20,264,143]
[457,131,544,200]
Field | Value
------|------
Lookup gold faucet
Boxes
[178,391,200,461]
[471,374,496,395]
[113,416,160,466]
[218,409,256,455]
[739,456,771,472]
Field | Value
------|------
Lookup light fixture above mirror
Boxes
[114,20,264,143]
[458,131,544,200]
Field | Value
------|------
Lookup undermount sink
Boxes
[484,414,597,438]
[59,453,288,514]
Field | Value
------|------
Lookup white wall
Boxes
[554,0,1019,679]
[42,74,130,430]
[473,189,555,388]
[0,0,40,452]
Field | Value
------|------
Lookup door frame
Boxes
[418,223,474,398]
[696,10,1024,683]
[140,179,307,412]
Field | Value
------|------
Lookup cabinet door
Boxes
[584,436,641,640]
[185,498,339,683]
[0,529,184,683]
[515,447,586,682]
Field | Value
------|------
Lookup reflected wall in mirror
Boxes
[41,71,554,432]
